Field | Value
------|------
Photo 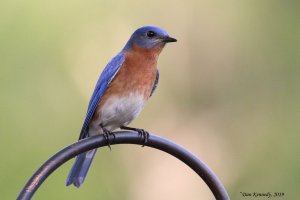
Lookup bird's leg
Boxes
[120,126,149,145]
[100,124,115,150]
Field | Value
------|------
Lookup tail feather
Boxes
[66,149,97,187]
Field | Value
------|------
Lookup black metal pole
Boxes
[17,131,230,200]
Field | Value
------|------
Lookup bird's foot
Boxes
[102,127,115,150]
[137,129,149,145]
[120,126,149,146]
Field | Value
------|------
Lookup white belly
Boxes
[88,93,145,135]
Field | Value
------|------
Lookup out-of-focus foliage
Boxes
[1,0,299,199]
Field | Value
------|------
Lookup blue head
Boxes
[123,26,177,50]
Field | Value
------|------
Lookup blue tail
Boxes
[66,149,97,187]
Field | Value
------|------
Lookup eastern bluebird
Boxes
[66,26,176,187]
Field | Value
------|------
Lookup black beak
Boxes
[163,36,177,43]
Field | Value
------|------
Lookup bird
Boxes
[66,26,177,187]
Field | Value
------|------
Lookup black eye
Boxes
[146,31,156,38]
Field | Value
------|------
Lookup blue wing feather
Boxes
[150,69,159,97]
[78,53,125,140]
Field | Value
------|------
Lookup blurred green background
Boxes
[1,0,299,199]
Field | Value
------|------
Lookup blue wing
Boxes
[78,52,125,140]
[150,69,159,97]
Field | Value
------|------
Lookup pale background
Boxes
[1,0,299,199]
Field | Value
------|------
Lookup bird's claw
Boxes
[120,126,149,146]
[102,128,115,150]
[136,128,149,146]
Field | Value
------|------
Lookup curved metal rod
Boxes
[17,131,230,200]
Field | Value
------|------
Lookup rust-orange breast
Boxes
[93,44,161,120]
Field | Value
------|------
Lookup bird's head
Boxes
[124,26,177,50]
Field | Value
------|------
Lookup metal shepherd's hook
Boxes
[17,131,230,200]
